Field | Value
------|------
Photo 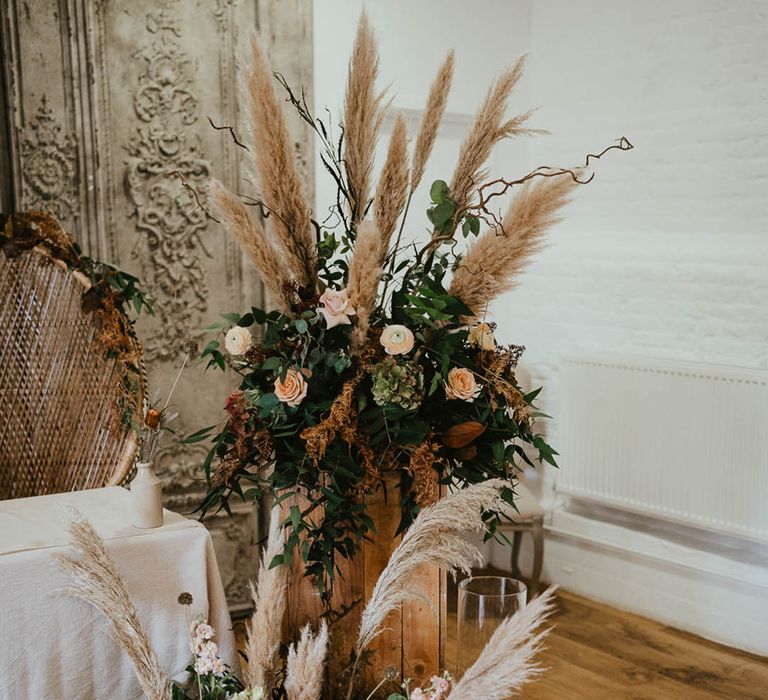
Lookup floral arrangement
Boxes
[195,14,630,596]
[55,481,557,700]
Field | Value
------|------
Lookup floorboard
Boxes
[235,587,768,699]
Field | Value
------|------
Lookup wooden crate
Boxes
[283,473,446,698]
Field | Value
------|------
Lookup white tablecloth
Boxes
[0,487,238,699]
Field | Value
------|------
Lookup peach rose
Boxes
[225,326,251,356]
[380,324,415,355]
[467,322,495,350]
[318,287,356,328]
[445,367,481,401]
[274,368,308,407]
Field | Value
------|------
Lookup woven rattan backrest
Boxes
[0,247,142,499]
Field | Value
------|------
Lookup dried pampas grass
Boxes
[356,479,507,652]
[246,35,316,290]
[343,12,387,224]
[411,51,455,191]
[54,516,173,700]
[449,174,576,317]
[447,586,558,700]
[347,220,383,351]
[284,621,329,700]
[374,114,409,248]
[245,508,289,693]
[447,55,530,228]
[210,179,289,311]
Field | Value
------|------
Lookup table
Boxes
[0,487,238,699]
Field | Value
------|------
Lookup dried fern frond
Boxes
[246,35,316,290]
[284,621,329,700]
[245,508,289,693]
[411,51,455,191]
[343,12,387,224]
[356,479,507,652]
[210,179,290,311]
[447,55,528,228]
[374,114,409,248]
[449,174,576,317]
[347,220,382,352]
[54,516,173,700]
[447,586,558,700]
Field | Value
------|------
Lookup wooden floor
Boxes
[236,587,768,699]
[447,588,768,700]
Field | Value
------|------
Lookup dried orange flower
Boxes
[145,408,161,429]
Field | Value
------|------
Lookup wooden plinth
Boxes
[283,473,446,699]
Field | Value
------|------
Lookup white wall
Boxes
[313,0,532,242]
[314,0,768,654]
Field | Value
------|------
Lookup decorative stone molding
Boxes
[19,96,78,221]
[0,0,314,615]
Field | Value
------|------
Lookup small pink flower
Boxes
[318,287,356,328]
[431,675,451,699]
[411,690,427,700]
[194,623,214,641]
[274,368,309,407]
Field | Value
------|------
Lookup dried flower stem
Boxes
[54,516,173,700]
[343,12,387,224]
[244,508,289,693]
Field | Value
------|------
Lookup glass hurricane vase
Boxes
[456,576,527,676]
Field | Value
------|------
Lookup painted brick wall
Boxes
[491,1,768,496]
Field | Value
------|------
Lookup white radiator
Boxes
[556,354,768,543]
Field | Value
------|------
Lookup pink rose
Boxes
[318,287,356,328]
[445,367,481,401]
[380,324,415,355]
[274,368,308,407]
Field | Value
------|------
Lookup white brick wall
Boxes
[316,0,768,651]
[492,1,768,484]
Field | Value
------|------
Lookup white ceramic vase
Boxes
[131,461,164,529]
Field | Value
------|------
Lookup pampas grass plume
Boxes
[244,508,289,693]
[284,621,329,700]
[210,179,289,311]
[449,175,576,317]
[356,479,507,652]
[447,55,528,226]
[347,220,383,352]
[246,34,316,289]
[411,51,455,191]
[54,516,173,700]
[447,586,558,700]
[374,113,410,246]
[343,12,386,224]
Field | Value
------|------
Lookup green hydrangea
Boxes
[371,357,425,412]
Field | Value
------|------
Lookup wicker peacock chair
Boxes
[0,212,145,499]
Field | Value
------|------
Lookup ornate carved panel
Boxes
[0,0,314,615]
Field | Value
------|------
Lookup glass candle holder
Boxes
[456,576,527,676]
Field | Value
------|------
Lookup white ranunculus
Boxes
[225,326,251,356]
[380,324,415,355]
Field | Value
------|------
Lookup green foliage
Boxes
[197,178,559,601]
